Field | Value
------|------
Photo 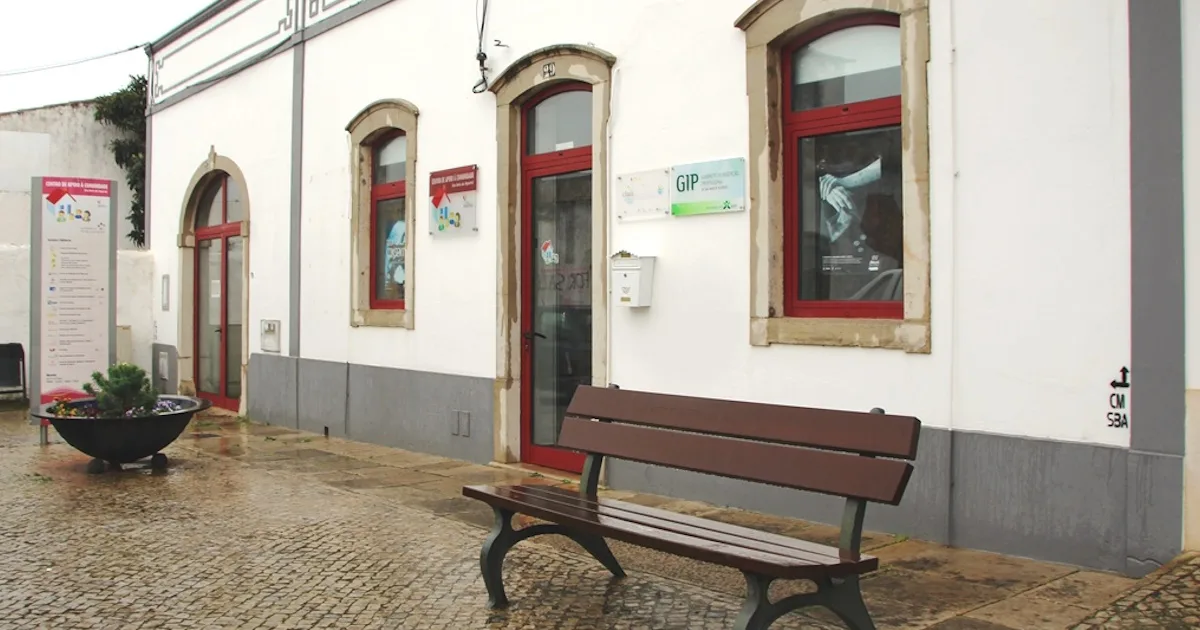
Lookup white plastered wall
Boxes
[149,50,294,405]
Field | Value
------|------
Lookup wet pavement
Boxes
[1075,554,1200,629]
[0,406,1191,629]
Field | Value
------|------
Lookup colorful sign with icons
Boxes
[30,177,117,422]
[429,165,479,236]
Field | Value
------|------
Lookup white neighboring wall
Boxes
[0,101,154,381]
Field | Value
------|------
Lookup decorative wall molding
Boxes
[151,0,300,103]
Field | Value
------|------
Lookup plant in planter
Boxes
[34,362,211,474]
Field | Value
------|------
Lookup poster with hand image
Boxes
[800,125,904,302]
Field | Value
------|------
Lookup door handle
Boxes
[214,327,222,334]
[522,331,546,340]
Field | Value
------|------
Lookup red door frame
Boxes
[519,82,593,473]
[194,174,242,412]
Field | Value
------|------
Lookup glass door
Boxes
[522,171,592,472]
[193,173,244,411]
[519,82,594,473]
[196,238,223,403]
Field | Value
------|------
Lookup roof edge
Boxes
[0,98,97,117]
[149,0,240,53]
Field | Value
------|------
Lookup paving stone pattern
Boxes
[0,423,826,629]
[0,408,1191,629]
[1074,555,1200,629]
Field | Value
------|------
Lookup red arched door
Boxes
[520,83,593,473]
[193,173,244,411]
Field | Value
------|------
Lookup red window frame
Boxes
[781,13,903,320]
[518,81,593,474]
[369,129,407,310]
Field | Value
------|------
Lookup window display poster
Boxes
[429,165,478,236]
[670,158,746,216]
[33,177,115,406]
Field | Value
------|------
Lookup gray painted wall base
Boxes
[608,427,1181,577]
[247,353,493,464]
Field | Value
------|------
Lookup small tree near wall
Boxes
[94,75,147,247]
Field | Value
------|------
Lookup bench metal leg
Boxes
[821,576,875,630]
[733,573,875,630]
[733,572,776,630]
[481,507,518,609]
[479,507,625,610]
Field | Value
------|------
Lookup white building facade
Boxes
[144,0,1198,575]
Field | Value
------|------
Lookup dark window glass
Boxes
[195,178,223,227]
[796,125,903,302]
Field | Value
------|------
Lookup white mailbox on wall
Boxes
[610,252,656,308]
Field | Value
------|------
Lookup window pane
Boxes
[196,239,221,394]
[527,89,592,154]
[529,170,592,447]
[373,134,407,185]
[195,177,223,227]
[374,197,406,302]
[225,176,245,223]
[797,125,903,302]
[225,236,243,399]
[793,25,900,111]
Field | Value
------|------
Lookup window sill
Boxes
[750,316,929,353]
[352,307,413,329]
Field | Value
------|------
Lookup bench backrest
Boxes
[559,386,921,505]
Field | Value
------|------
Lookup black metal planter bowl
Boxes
[30,395,212,474]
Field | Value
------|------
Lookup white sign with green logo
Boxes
[670,157,746,216]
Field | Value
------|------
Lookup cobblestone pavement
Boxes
[1073,555,1200,629]
[0,408,1189,629]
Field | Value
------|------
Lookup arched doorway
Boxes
[488,45,615,474]
[177,149,250,414]
[520,82,594,472]
[192,172,245,411]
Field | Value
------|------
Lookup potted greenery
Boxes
[31,362,211,474]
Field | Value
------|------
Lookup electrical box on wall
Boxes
[261,319,281,353]
[610,251,656,308]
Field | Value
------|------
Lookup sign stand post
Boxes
[28,177,118,445]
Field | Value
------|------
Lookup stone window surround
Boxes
[489,45,615,464]
[175,148,251,411]
[738,0,932,353]
[346,99,420,329]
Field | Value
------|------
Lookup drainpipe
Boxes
[606,67,620,389]
[946,0,961,547]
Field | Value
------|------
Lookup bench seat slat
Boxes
[558,418,914,505]
[566,385,921,459]
[516,485,875,565]
[463,485,873,579]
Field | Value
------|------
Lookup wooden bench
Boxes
[462,385,921,630]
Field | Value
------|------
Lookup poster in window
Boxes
[373,194,406,302]
[800,126,903,302]
[386,219,406,286]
